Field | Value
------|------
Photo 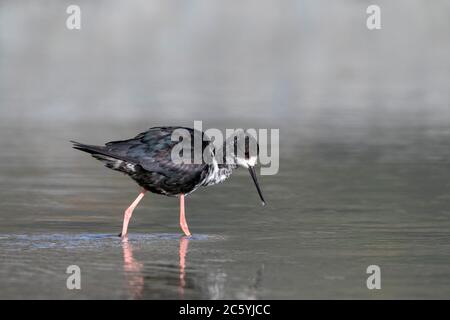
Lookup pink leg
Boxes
[120,189,146,239]
[179,194,191,236]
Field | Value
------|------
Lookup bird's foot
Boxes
[180,225,192,237]
[118,232,129,243]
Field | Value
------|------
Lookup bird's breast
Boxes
[201,158,234,186]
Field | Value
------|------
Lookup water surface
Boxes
[1,123,450,299]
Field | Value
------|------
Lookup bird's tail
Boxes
[71,141,137,173]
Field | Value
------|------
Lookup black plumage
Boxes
[72,127,214,196]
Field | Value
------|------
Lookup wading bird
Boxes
[71,127,265,240]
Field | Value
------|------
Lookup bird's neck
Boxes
[202,154,236,186]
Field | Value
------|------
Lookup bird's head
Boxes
[226,129,266,206]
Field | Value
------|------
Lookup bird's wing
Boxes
[104,127,211,178]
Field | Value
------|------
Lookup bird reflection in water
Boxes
[121,236,191,299]
[178,236,190,299]
[122,241,144,299]
[121,236,262,299]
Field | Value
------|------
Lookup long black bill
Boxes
[248,166,266,206]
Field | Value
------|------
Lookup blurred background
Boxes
[0,0,450,299]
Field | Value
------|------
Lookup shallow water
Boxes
[1,123,450,299]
